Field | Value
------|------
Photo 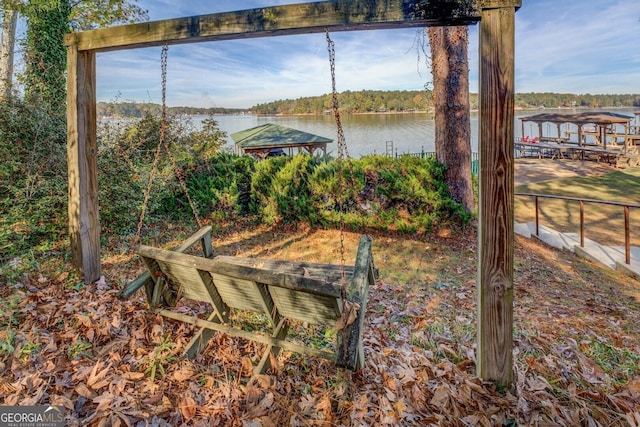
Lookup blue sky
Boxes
[91,0,640,108]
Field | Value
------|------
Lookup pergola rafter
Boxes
[65,0,521,386]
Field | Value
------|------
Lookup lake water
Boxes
[199,108,639,158]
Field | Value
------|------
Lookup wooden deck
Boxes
[515,140,636,166]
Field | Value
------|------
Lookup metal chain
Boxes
[327,30,364,364]
[159,45,203,228]
[133,45,170,248]
[133,44,202,249]
[326,30,348,287]
[326,30,361,276]
[326,31,357,189]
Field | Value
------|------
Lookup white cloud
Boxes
[95,0,640,108]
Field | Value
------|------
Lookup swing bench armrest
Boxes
[336,234,376,370]
[119,225,214,299]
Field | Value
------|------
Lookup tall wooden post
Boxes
[66,37,100,283]
[477,0,520,387]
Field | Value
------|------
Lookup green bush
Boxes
[250,155,293,224]
[96,113,232,234]
[0,96,67,257]
[177,153,255,221]
[360,156,444,231]
[97,114,169,234]
[270,155,318,224]
[246,153,470,232]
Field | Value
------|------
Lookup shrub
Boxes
[178,153,255,221]
[96,113,232,235]
[250,155,293,224]
[0,96,67,257]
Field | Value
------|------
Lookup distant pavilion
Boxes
[520,111,635,149]
[231,124,333,159]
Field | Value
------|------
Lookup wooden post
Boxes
[477,0,519,387]
[66,37,100,283]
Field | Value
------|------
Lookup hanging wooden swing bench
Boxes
[121,226,376,374]
[120,32,376,374]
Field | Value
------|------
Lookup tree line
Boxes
[253,91,640,115]
[514,92,640,109]
[252,90,433,115]
[97,102,246,118]
[98,91,640,118]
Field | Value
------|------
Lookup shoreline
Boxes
[232,105,639,117]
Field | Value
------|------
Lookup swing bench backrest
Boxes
[126,226,376,373]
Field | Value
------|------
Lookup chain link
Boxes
[326,30,359,285]
[327,30,364,363]
[134,45,170,248]
[133,44,202,249]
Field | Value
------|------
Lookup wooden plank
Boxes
[481,0,521,8]
[174,226,214,255]
[64,0,481,52]
[120,226,214,299]
[136,246,343,298]
[336,235,374,370]
[255,317,289,374]
[211,273,274,320]
[66,43,100,283]
[214,255,353,283]
[184,312,220,359]
[140,254,230,318]
[268,286,342,325]
[157,309,336,362]
[477,4,516,387]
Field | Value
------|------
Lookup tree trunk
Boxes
[428,26,474,212]
[0,8,18,100]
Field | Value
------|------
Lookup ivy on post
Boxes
[476,0,521,387]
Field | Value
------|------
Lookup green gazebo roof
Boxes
[230,124,333,150]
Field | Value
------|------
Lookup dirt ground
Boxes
[515,158,616,186]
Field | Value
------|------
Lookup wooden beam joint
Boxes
[481,0,521,10]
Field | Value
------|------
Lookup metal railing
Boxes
[397,148,479,175]
[515,192,640,265]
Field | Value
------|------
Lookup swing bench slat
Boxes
[123,226,376,373]
[119,226,214,300]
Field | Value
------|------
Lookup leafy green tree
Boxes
[0,0,147,107]
[189,116,227,159]
[68,0,147,30]
[22,0,71,114]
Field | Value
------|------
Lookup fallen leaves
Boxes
[0,229,639,426]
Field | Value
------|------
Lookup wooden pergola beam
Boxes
[64,0,481,52]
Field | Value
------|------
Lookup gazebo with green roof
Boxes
[231,124,332,159]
